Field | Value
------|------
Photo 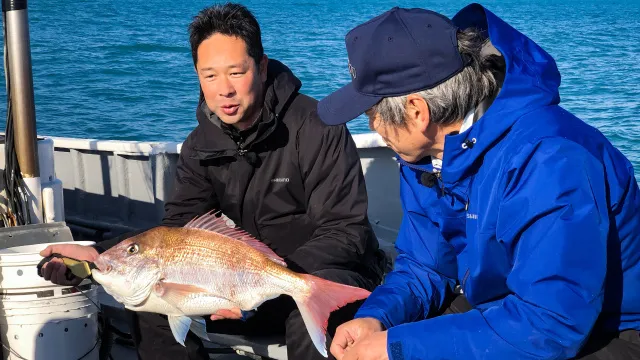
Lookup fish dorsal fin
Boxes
[184,210,287,267]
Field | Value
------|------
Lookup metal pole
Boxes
[2,0,43,223]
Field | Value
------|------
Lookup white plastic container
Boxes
[0,241,100,360]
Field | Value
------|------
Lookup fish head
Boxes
[92,228,166,307]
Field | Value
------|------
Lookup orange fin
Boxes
[155,282,210,307]
[156,282,239,316]
[155,282,209,297]
[293,275,371,357]
[184,210,287,267]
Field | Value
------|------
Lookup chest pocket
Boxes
[440,210,467,254]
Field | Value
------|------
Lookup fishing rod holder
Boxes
[2,0,44,224]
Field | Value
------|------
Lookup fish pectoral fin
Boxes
[189,317,210,341]
[157,282,209,296]
[155,282,210,309]
[158,282,239,315]
[167,315,192,347]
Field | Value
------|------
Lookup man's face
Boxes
[196,34,267,128]
[367,109,431,163]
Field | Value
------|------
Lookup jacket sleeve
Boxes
[383,138,609,360]
[161,129,219,227]
[285,112,378,275]
[354,165,458,329]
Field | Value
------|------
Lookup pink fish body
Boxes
[91,211,371,357]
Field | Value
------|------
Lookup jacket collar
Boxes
[432,3,561,185]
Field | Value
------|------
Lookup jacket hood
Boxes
[195,58,302,140]
[401,3,562,184]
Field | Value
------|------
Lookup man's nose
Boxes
[218,77,235,97]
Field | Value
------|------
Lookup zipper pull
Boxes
[436,172,445,195]
[237,141,246,156]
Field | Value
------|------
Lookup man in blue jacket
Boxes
[317,3,640,360]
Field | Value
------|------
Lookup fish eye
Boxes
[127,244,139,255]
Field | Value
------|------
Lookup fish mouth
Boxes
[93,257,112,274]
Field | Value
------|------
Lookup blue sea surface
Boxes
[0,0,638,174]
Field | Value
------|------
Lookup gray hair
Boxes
[370,27,502,127]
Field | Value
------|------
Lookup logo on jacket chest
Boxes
[270,177,290,183]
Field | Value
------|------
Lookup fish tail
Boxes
[292,274,371,357]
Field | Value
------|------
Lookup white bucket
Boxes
[0,241,100,360]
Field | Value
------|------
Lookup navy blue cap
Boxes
[318,7,467,125]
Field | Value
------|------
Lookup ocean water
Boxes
[0,0,638,173]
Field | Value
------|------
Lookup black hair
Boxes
[188,2,264,66]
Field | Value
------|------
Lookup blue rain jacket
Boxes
[355,3,640,359]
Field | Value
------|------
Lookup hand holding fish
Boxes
[331,317,385,359]
[210,308,243,321]
[39,244,99,286]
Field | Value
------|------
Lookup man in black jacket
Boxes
[39,3,385,360]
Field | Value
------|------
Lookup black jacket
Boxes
[100,59,385,283]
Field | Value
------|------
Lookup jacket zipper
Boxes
[462,268,470,287]
[237,141,246,156]
[461,268,470,293]
[399,160,474,295]
[237,114,278,157]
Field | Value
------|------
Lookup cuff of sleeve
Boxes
[91,244,106,254]
[385,310,487,360]
[387,324,411,360]
[386,320,435,360]
[354,287,417,331]
[354,307,392,331]
[240,310,256,322]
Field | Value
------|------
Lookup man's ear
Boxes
[406,94,430,133]
[259,54,268,83]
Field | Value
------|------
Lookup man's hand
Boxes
[342,331,389,360]
[331,317,385,359]
[336,331,389,360]
[210,308,243,321]
[39,244,99,286]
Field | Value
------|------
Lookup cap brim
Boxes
[317,82,382,125]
